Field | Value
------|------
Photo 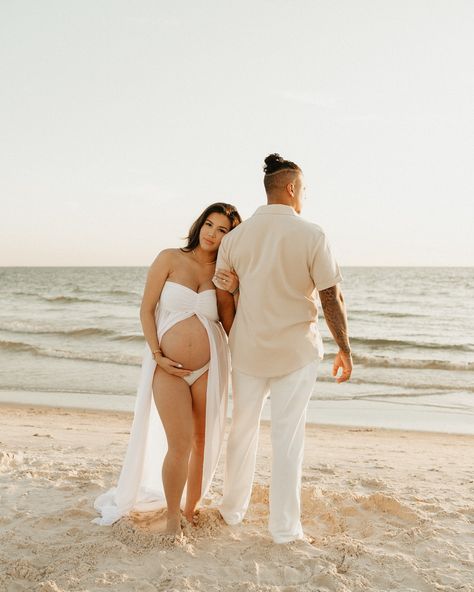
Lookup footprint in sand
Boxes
[310,464,336,474]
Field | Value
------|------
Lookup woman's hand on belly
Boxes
[155,354,192,378]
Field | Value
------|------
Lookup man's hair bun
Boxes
[263,153,301,174]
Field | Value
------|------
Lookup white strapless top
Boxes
[158,281,219,322]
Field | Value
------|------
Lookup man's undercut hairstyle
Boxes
[263,153,302,193]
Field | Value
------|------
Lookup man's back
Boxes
[217,204,342,377]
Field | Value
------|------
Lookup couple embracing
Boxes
[94,153,352,544]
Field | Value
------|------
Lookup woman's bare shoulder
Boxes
[146,249,181,277]
[152,248,183,264]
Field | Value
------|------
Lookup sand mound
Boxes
[112,516,190,551]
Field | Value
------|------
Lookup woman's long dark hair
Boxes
[182,202,242,251]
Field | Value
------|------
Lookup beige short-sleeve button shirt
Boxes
[216,204,343,377]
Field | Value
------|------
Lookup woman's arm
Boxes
[216,289,236,335]
[139,250,173,354]
[214,268,239,334]
[139,250,192,378]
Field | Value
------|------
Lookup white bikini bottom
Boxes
[182,361,210,386]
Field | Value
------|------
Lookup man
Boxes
[213,153,352,544]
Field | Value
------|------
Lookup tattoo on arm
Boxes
[319,286,351,354]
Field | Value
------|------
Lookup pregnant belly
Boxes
[160,315,210,370]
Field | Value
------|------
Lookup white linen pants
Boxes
[219,360,319,543]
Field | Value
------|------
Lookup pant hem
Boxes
[219,509,244,526]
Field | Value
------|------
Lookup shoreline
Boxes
[0,399,443,436]
[1,398,473,440]
[1,388,473,436]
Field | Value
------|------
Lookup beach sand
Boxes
[1,404,473,592]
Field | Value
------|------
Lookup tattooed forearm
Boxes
[319,285,351,354]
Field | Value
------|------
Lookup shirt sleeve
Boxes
[310,231,343,291]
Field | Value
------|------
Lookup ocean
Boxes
[1,267,473,434]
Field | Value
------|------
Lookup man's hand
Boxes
[332,349,353,383]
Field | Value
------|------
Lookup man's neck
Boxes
[266,197,294,209]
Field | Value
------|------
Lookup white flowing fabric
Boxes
[93,281,230,525]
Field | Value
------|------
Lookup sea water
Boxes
[1,267,473,433]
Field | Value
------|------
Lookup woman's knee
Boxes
[167,436,192,459]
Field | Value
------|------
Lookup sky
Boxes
[1,0,473,266]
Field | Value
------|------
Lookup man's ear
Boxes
[286,182,295,197]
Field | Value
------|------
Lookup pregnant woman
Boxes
[94,203,241,535]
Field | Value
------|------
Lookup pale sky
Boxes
[1,0,473,266]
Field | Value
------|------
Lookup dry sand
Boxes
[0,403,473,592]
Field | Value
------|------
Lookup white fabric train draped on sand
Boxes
[93,281,230,525]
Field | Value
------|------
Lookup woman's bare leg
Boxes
[183,371,208,522]
[153,367,193,534]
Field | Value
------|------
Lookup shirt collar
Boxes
[253,204,298,216]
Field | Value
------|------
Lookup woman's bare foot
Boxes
[164,511,182,535]
[182,508,200,525]
[130,509,166,532]
[129,509,181,536]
